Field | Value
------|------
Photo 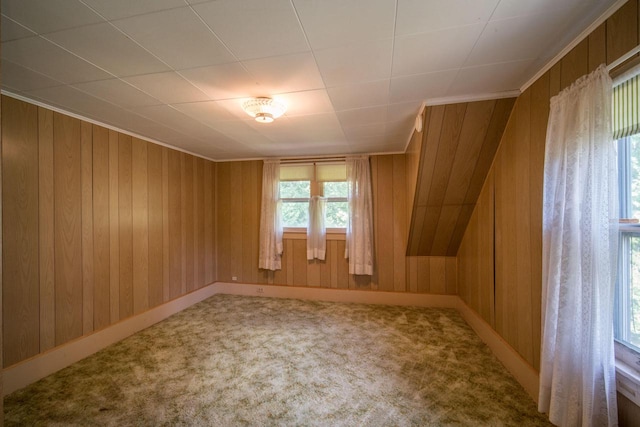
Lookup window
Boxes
[279,162,348,230]
[615,71,640,354]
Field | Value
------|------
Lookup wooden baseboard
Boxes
[455,298,540,402]
[3,282,537,403]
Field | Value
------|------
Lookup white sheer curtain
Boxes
[307,196,326,260]
[345,156,374,275]
[539,64,618,426]
[258,160,283,271]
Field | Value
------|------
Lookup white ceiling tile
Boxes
[73,79,162,108]
[314,39,393,87]
[285,113,343,133]
[278,89,335,116]
[490,0,584,20]
[447,59,534,96]
[386,101,422,123]
[113,7,235,70]
[133,105,220,140]
[392,24,483,76]
[293,0,396,49]
[207,120,276,146]
[171,101,240,124]
[179,63,258,101]
[389,71,456,103]
[45,23,170,77]
[1,15,36,41]
[81,0,186,20]
[337,106,388,127]
[243,52,324,93]
[395,0,498,36]
[2,36,112,83]
[193,0,309,60]
[343,123,386,139]
[385,118,414,137]
[1,60,63,91]
[2,0,104,34]
[327,80,390,111]
[125,72,209,104]
[464,12,570,67]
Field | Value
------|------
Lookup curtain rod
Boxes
[607,44,640,72]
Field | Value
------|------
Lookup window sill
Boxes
[615,341,640,406]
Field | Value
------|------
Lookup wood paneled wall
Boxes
[457,0,640,373]
[2,96,217,367]
[407,98,515,257]
[216,156,456,294]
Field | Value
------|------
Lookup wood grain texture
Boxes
[2,97,40,366]
[147,143,163,308]
[204,160,214,284]
[606,0,638,65]
[168,149,182,299]
[108,130,120,323]
[215,162,231,282]
[81,121,94,335]
[162,148,170,302]
[38,106,55,352]
[182,154,194,293]
[53,112,83,346]
[132,138,149,314]
[118,134,133,320]
[588,24,606,72]
[194,158,205,288]
[92,125,110,330]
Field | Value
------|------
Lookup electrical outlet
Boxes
[231,276,237,281]
[257,287,264,294]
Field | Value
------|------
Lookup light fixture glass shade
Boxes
[242,98,286,123]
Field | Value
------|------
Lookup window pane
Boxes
[629,134,640,219]
[280,181,310,199]
[281,201,308,227]
[326,201,348,228]
[324,181,348,198]
[624,234,640,349]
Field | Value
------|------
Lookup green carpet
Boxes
[5,294,551,426]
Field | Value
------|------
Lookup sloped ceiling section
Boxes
[406,97,516,256]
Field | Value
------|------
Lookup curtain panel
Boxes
[539,64,618,426]
[258,160,283,271]
[345,156,374,275]
[307,196,326,260]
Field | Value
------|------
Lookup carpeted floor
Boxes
[5,294,551,426]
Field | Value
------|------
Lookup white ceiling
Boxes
[0,0,618,160]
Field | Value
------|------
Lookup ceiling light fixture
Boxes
[242,97,286,123]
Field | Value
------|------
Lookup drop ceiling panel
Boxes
[2,36,112,83]
[1,15,36,41]
[2,0,103,34]
[1,60,63,92]
[278,89,335,116]
[395,0,499,36]
[314,39,393,87]
[392,24,484,76]
[171,101,240,125]
[387,101,423,123]
[73,79,162,109]
[491,0,585,20]
[293,0,396,49]
[389,71,456,103]
[124,72,209,104]
[113,7,235,70]
[179,63,257,101]
[45,23,170,77]
[447,59,534,96]
[337,106,389,128]
[327,80,390,111]
[193,0,309,60]
[243,52,325,93]
[81,0,187,21]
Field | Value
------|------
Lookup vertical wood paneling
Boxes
[132,138,149,314]
[293,240,307,285]
[108,130,120,323]
[229,162,243,281]
[118,135,133,320]
[204,160,214,284]
[38,107,55,352]
[53,112,83,345]
[392,154,407,291]
[2,97,40,366]
[162,148,170,302]
[376,155,394,290]
[168,150,182,299]
[194,158,205,288]
[242,161,257,283]
[182,154,194,292]
[560,39,589,91]
[216,162,230,282]
[606,0,638,65]
[81,121,94,335]
[92,126,110,330]
[147,143,163,307]
[588,24,607,72]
